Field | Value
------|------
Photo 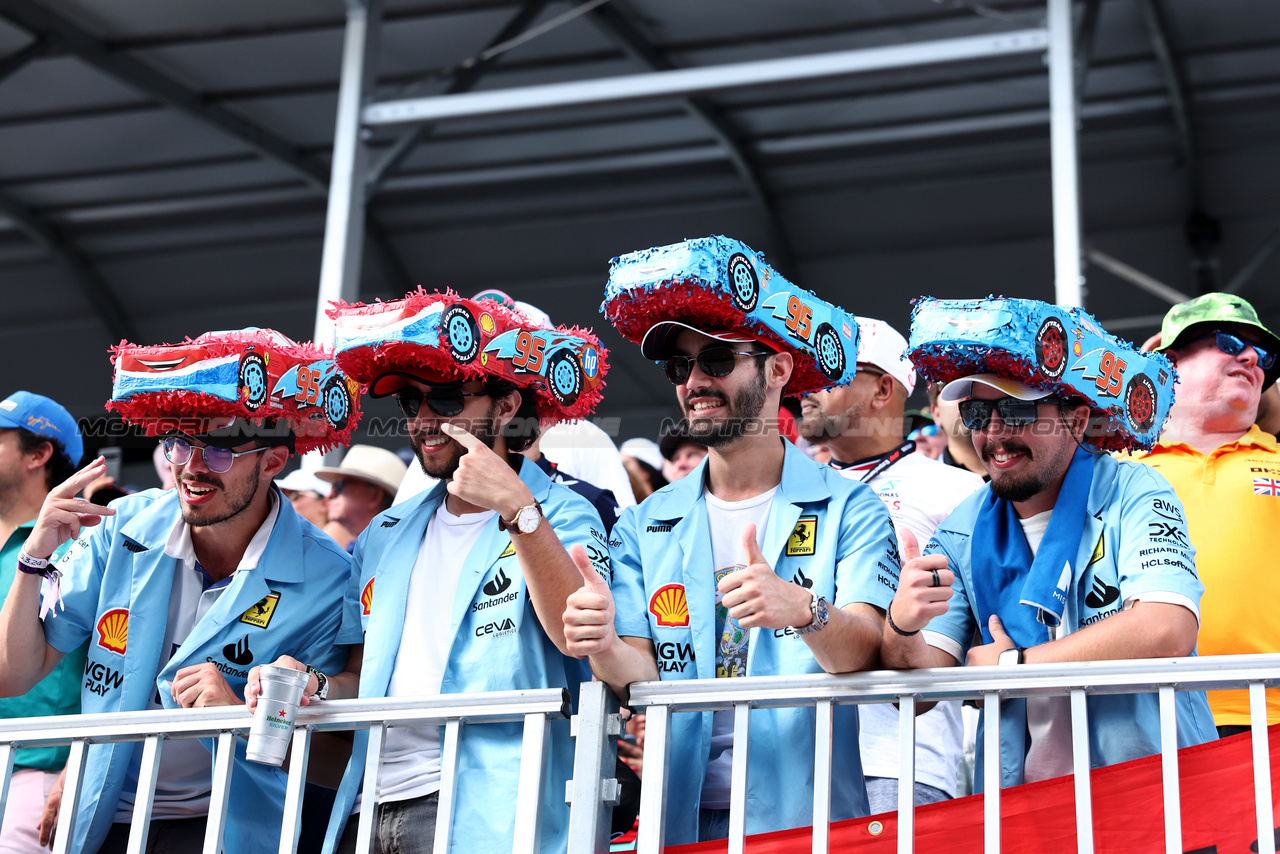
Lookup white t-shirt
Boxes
[699,488,774,809]
[831,449,982,796]
[115,491,280,823]
[376,502,495,802]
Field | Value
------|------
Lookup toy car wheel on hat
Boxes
[323,374,352,430]
[239,351,268,410]
[727,252,760,312]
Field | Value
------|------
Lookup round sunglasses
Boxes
[162,437,269,473]
[957,397,1062,431]
[663,347,771,385]
[394,385,489,418]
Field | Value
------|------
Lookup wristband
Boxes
[886,602,921,637]
[17,551,50,573]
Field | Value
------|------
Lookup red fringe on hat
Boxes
[106,329,360,455]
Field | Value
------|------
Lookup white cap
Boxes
[620,438,663,472]
[939,373,1054,403]
[855,317,915,394]
[276,469,331,497]
[314,445,409,496]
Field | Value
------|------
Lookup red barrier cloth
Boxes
[666,726,1280,853]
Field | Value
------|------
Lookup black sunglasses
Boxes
[394,385,488,418]
[957,397,1062,431]
[663,347,771,385]
[1191,329,1276,371]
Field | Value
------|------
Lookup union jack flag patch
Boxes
[1254,477,1280,496]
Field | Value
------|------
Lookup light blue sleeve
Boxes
[609,504,651,640]
[546,486,610,583]
[338,523,375,643]
[833,490,899,611]
[1111,465,1202,605]
[42,506,120,655]
[921,530,977,658]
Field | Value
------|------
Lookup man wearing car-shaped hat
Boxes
[0,328,362,854]
[565,236,901,844]
[254,290,610,854]
[882,297,1216,790]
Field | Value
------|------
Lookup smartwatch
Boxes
[997,647,1026,666]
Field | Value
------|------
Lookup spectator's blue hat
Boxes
[0,391,83,467]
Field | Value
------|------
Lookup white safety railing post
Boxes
[314,0,382,348]
[513,712,550,854]
[127,735,164,854]
[566,681,623,854]
[897,695,917,854]
[636,704,672,854]
[51,738,86,854]
[0,744,13,834]
[1069,689,1094,854]
[1158,686,1182,854]
[203,732,236,854]
[278,725,313,854]
[812,699,834,854]
[1251,682,1275,854]
[434,719,461,854]
[983,692,1001,854]
[728,702,752,854]
[1048,0,1085,307]
[356,723,385,854]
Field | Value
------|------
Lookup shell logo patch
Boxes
[96,608,129,655]
[499,540,515,559]
[361,578,375,616]
[479,312,496,334]
[239,591,280,629]
[649,583,689,628]
[786,515,817,556]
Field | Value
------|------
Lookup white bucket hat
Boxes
[314,444,408,496]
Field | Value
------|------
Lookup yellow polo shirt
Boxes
[1127,426,1280,725]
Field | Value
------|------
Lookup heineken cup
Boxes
[247,664,311,766]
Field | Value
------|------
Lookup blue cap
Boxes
[0,391,83,467]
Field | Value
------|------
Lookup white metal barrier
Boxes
[0,688,569,854]
[592,654,1280,854]
[2,657,1278,854]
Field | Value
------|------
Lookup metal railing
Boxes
[0,688,569,854]
[580,654,1280,854]
[1,657,1278,854]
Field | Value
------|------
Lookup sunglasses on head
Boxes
[393,385,488,418]
[663,347,771,385]
[1192,329,1276,371]
[162,437,269,474]
[957,396,1062,431]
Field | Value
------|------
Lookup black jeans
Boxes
[99,817,207,854]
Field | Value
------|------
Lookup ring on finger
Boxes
[930,569,940,588]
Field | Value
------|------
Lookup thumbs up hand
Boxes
[717,523,813,631]
[886,528,954,636]
[562,544,618,658]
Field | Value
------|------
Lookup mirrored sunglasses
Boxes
[1194,329,1276,371]
[957,397,1062,431]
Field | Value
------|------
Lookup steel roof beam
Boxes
[0,191,138,342]
[586,2,794,274]
[364,28,1050,126]
[1137,0,1196,185]
[0,34,54,85]
[365,0,552,198]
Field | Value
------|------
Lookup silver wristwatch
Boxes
[793,592,830,635]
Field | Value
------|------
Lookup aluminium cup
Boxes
[246,664,311,766]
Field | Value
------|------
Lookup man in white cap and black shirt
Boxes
[315,444,408,550]
[799,317,983,811]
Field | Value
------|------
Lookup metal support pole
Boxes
[1048,0,1084,307]
[565,682,622,854]
[315,0,382,347]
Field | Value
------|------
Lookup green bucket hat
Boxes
[1157,293,1280,390]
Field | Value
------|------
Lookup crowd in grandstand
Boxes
[0,235,1276,853]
